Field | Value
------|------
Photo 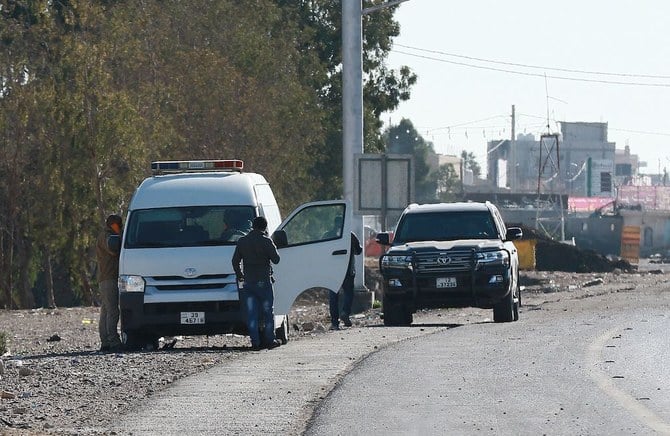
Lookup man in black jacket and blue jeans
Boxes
[330,232,362,330]
[232,216,281,350]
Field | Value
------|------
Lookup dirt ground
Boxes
[0,263,665,435]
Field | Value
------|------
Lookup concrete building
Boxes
[487,121,617,197]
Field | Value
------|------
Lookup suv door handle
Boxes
[332,249,347,255]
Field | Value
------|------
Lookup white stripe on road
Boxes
[587,327,670,435]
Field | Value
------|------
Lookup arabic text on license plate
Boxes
[436,277,457,288]
[180,311,205,324]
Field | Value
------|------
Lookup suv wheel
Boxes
[512,283,520,321]
[493,289,515,323]
[383,294,412,327]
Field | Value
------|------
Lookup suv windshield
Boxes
[125,206,255,248]
[393,211,498,243]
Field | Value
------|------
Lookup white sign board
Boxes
[354,154,414,215]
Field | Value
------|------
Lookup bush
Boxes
[372,299,382,309]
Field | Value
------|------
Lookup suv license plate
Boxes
[436,277,457,288]
[180,311,205,324]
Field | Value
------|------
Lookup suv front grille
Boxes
[414,250,473,273]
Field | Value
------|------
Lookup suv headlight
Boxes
[475,250,510,267]
[381,254,413,269]
[118,275,145,293]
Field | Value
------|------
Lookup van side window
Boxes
[281,204,346,246]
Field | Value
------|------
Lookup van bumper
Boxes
[119,293,247,337]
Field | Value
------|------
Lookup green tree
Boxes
[436,163,462,202]
[273,0,417,200]
[461,150,482,178]
[0,0,418,308]
[385,119,438,203]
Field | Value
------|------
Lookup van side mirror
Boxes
[107,234,121,254]
[272,230,288,248]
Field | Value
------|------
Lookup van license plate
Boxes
[436,277,457,288]
[180,311,205,324]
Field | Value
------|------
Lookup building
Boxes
[487,122,618,197]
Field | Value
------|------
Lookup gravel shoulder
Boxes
[0,267,666,435]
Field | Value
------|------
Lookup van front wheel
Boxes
[121,330,144,351]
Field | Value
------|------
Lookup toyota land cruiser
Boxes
[376,201,523,326]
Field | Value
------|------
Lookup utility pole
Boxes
[510,104,516,192]
[342,0,363,206]
[342,0,409,309]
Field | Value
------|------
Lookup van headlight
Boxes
[118,275,145,293]
[475,250,510,267]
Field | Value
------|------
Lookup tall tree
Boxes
[273,0,417,200]
[385,119,438,203]
[0,0,418,308]
[461,150,482,178]
[436,163,462,202]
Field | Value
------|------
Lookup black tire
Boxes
[144,336,160,351]
[121,330,144,351]
[275,315,289,344]
[493,288,515,323]
[383,294,412,327]
[513,283,520,321]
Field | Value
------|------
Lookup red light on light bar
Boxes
[213,160,243,169]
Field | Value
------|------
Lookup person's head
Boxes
[252,216,268,232]
[106,214,122,234]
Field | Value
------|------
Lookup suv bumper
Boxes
[382,266,512,310]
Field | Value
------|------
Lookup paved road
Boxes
[306,289,670,435]
[113,283,670,435]
[112,316,463,435]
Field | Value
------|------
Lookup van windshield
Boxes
[125,206,255,248]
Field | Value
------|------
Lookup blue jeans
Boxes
[240,280,275,347]
[329,274,354,325]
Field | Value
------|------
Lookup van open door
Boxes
[272,200,352,316]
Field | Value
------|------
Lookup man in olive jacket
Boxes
[232,216,281,350]
[96,214,123,352]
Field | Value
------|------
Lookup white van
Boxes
[116,159,352,349]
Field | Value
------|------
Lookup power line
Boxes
[425,115,509,132]
[392,50,670,87]
[395,43,670,80]
[518,114,670,137]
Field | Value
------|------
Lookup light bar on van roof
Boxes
[151,160,244,175]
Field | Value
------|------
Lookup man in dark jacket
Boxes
[232,216,281,350]
[96,214,123,352]
[330,232,362,330]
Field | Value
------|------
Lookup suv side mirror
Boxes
[505,227,523,241]
[107,234,121,254]
[272,229,288,248]
[376,232,391,245]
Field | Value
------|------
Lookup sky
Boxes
[384,0,670,175]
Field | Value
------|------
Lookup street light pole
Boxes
[342,0,409,309]
[342,0,362,205]
[342,0,410,205]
